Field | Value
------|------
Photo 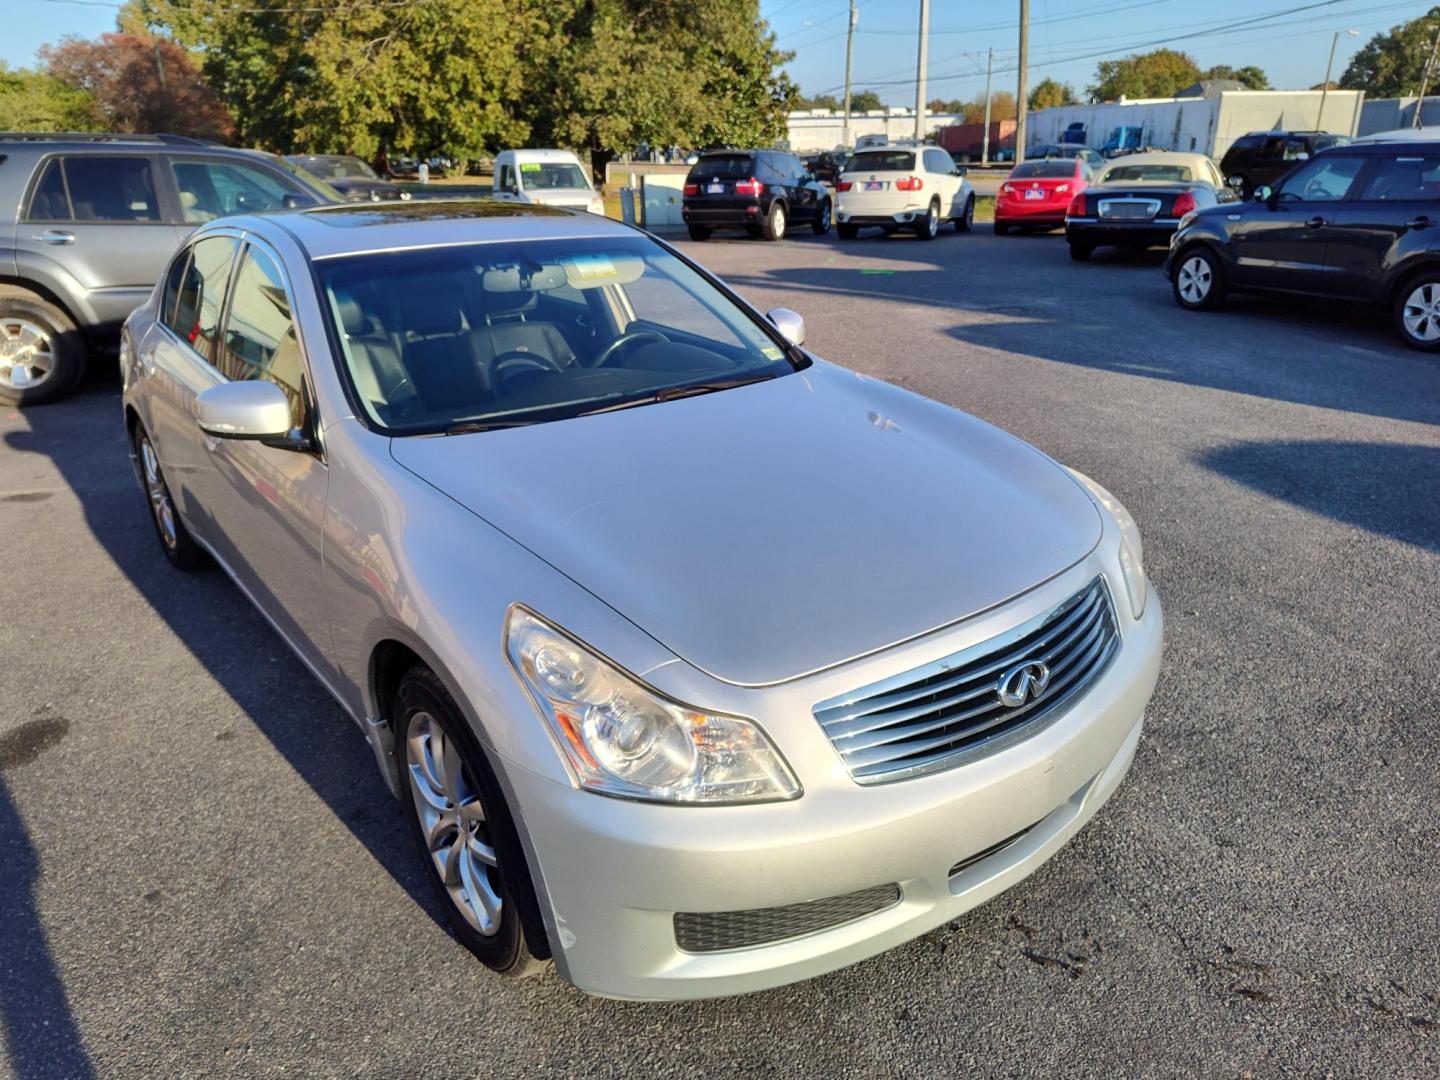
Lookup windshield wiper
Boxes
[443,418,545,435]
[578,373,778,417]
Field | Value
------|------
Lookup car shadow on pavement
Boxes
[1196,439,1440,552]
[0,776,96,1080]
[2,381,447,951]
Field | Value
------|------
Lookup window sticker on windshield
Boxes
[520,162,542,173]
[761,345,783,359]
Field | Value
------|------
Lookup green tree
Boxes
[1028,78,1078,111]
[0,62,96,130]
[798,92,842,111]
[928,97,967,113]
[1089,49,1202,100]
[1341,7,1440,96]
[960,91,1016,123]
[849,89,885,112]
[1201,64,1270,90]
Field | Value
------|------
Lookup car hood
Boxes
[390,363,1101,686]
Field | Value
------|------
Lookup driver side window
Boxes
[1274,156,1364,202]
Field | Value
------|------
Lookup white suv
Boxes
[835,144,975,240]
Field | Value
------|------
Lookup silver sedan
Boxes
[120,201,1163,1000]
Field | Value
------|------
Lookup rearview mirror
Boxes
[196,380,306,450]
[282,193,306,210]
[766,307,806,347]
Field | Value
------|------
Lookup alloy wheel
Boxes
[1177,256,1213,304]
[820,204,831,230]
[405,711,504,937]
[140,437,178,552]
[1401,283,1440,342]
[0,317,55,391]
[772,204,786,239]
[964,197,975,228]
[926,205,939,238]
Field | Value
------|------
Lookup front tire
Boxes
[1393,274,1440,351]
[134,427,206,571]
[1172,246,1225,310]
[397,667,548,977]
[686,223,711,241]
[761,200,787,241]
[916,200,941,241]
[956,195,975,232]
[0,287,86,406]
[812,199,832,235]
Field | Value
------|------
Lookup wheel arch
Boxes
[1386,256,1440,305]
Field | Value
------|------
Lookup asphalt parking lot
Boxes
[3,225,1438,1078]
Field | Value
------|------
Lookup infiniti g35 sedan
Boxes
[120,201,1163,1000]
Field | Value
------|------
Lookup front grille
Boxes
[1099,198,1161,220]
[813,578,1119,784]
[674,884,902,953]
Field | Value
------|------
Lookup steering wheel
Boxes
[487,349,564,391]
[593,329,670,368]
[1302,178,1330,200]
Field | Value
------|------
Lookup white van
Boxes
[492,149,604,214]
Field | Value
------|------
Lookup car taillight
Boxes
[895,176,924,191]
[835,180,852,192]
[1000,182,1014,196]
[1056,183,1070,194]
[735,177,764,197]
[1067,193,1086,216]
[1171,191,1197,216]
[683,183,699,196]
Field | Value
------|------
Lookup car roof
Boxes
[504,148,583,161]
[1349,127,1440,144]
[1098,151,1213,169]
[1316,139,1439,155]
[238,199,635,260]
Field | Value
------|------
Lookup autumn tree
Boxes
[1341,7,1440,96]
[1028,78,1078,111]
[1089,49,1202,100]
[41,33,231,140]
[0,62,96,131]
[960,91,1016,123]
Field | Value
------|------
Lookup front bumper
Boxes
[1066,218,1180,248]
[504,578,1164,1000]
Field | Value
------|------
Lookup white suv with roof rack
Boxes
[834,144,976,240]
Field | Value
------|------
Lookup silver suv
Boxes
[0,132,336,405]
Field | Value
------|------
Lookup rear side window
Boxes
[27,156,160,222]
[1358,156,1440,201]
[1231,135,1262,152]
[217,245,306,427]
[691,155,755,180]
[1012,161,1075,179]
[849,151,916,172]
[159,250,189,328]
[167,234,238,365]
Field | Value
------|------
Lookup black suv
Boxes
[0,132,337,405]
[1165,140,1440,349]
[681,149,831,241]
[1219,130,1351,198]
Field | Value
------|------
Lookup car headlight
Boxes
[505,608,801,804]
[1067,469,1147,620]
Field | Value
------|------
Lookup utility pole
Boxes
[842,0,857,148]
[981,47,994,166]
[1318,28,1358,132]
[1415,26,1440,128]
[1016,0,1029,163]
[914,0,930,142]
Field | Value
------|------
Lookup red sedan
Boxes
[994,158,1090,235]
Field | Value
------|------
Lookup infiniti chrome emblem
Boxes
[997,660,1051,708]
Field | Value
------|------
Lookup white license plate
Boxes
[707,182,724,194]
[1024,189,1045,200]
[864,181,886,191]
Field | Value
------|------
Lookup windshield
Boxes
[518,162,590,190]
[318,237,800,434]
[293,156,378,181]
[1100,163,1192,182]
[848,151,915,172]
[271,156,345,203]
[1010,161,1074,179]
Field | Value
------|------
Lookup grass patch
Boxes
[973,195,996,223]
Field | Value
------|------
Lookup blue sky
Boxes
[2,0,1431,103]
[766,0,1434,104]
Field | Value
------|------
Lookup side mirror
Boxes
[954,165,968,177]
[1253,184,1273,203]
[766,307,806,348]
[197,380,306,450]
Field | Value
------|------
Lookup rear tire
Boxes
[1171,245,1226,311]
[686,223,711,241]
[1392,273,1440,351]
[812,199,832,235]
[0,287,86,406]
[993,221,1011,236]
[837,222,859,240]
[1069,241,1094,262]
[956,195,975,232]
[397,666,550,978]
[915,200,941,241]
[761,200,787,241]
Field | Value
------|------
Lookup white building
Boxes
[785,108,964,153]
[1023,89,1365,160]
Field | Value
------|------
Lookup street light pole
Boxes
[1016,0,1029,163]
[842,0,857,148]
[981,47,994,166]
[914,0,930,142]
[1317,28,1358,132]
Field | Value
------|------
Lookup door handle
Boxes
[1407,216,1433,230]
[1304,216,1327,228]
[31,230,75,245]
